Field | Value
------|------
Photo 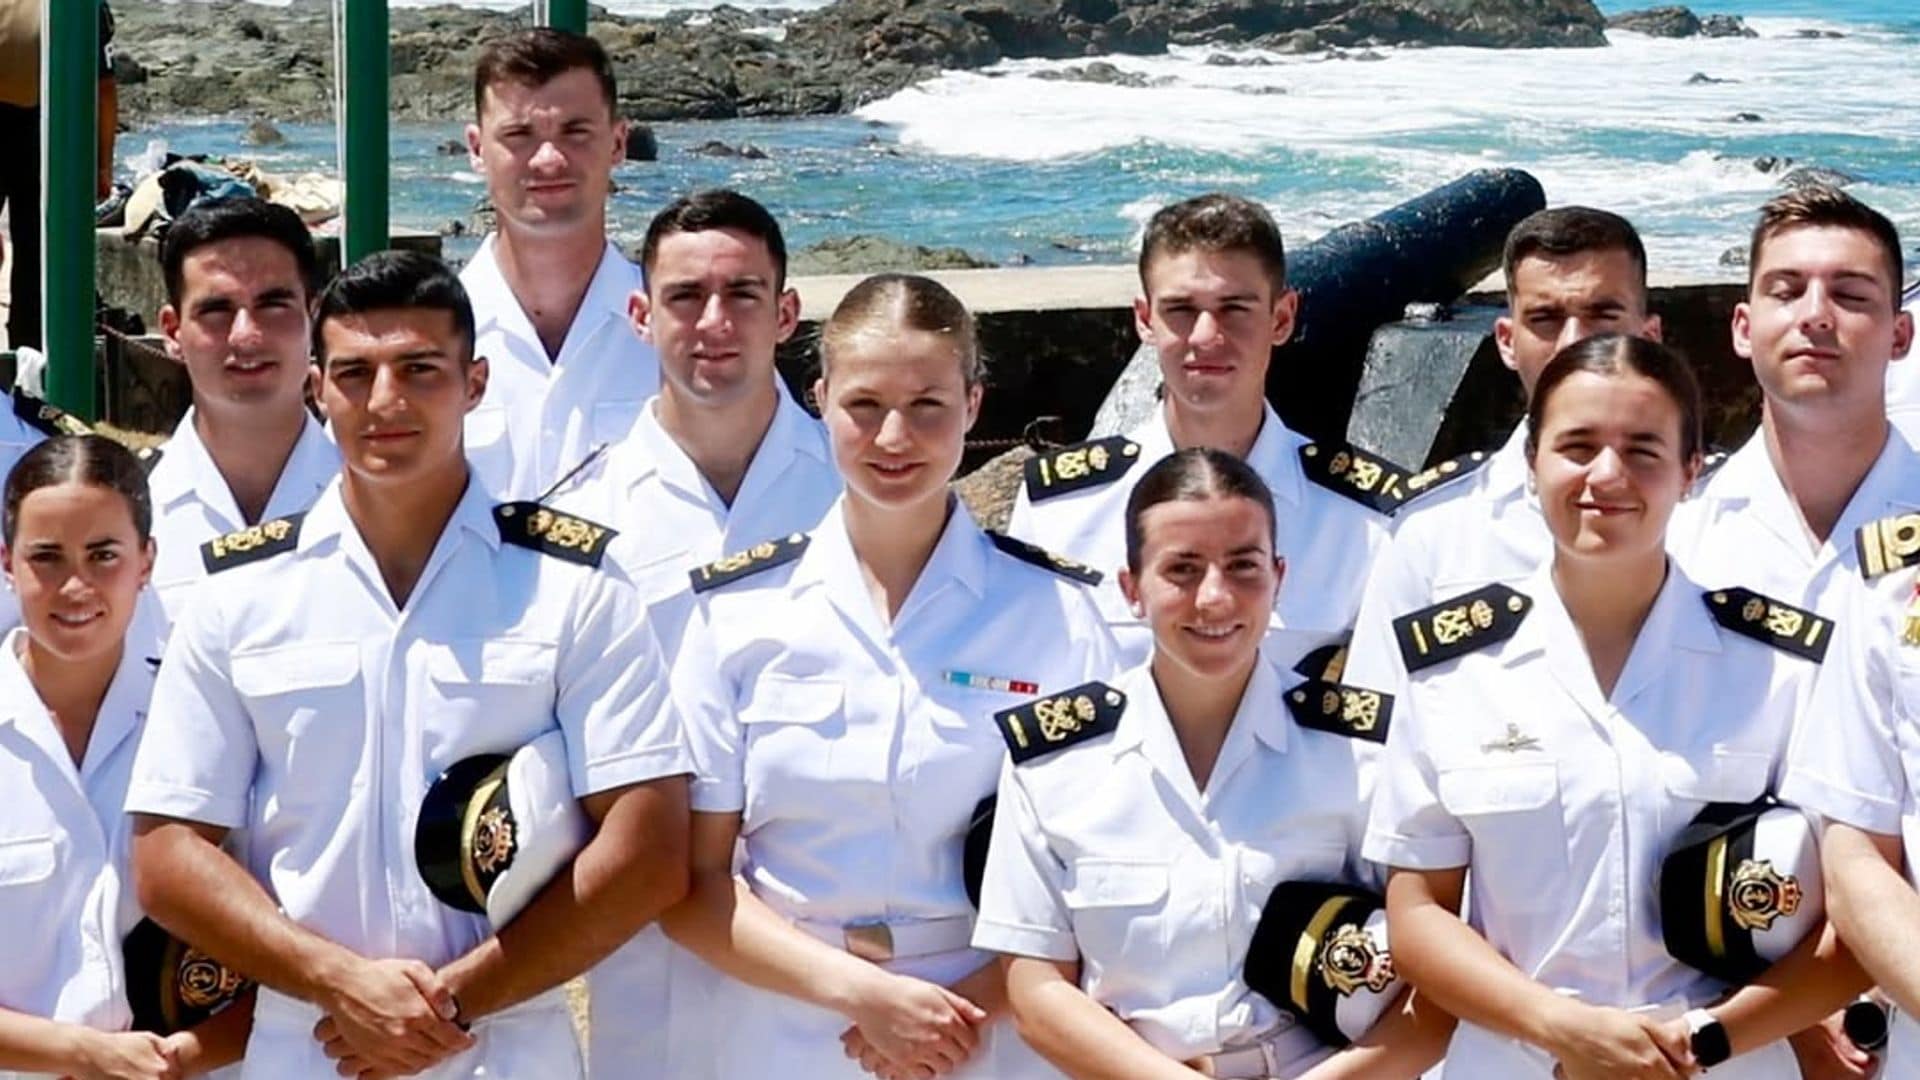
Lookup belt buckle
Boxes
[844,923,894,963]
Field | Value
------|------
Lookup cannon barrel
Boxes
[1093,168,1546,447]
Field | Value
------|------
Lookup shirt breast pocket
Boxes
[1659,749,1774,813]
[233,642,365,810]
[0,835,56,888]
[423,640,556,753]
[739,677,846,817]
[1063,857,1171,966]
[1436,761,1567,913]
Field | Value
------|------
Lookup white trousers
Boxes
[241,986,580,1079]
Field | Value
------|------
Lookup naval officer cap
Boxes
[1660,799,1822,985]
[415,730,591,928]
[123,917,252,1035]
[1245,881,1402,1048]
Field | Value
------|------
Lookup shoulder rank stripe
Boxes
[1402,450,1491,504]
[1293,642,1349,683]
[12,392,89,439]
[494,502,616,567]
[1023,436,1141,502]
[1704,587,1831,662]
[1857,511,1920,581]
[1287,679,1393,743]
[200,513,305,574]
[986,532,1102,585]
[995,680,1125,764]
[1393,584,1532,673]
[1299,441,1417,515]
[689,533,809,593]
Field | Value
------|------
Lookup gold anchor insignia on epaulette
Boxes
[208,517,295,560]
[502,504,607,554]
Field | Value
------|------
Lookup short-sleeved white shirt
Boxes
[674,498,1115,1079]
[143,408,338,630]
[1886,293,1920,445]
[555,390,838,1080]
[973,646,1380,1074]
[125,474,689,1072]
[1781,552,1920,1066]
[0,631,152,1036]
[1363,563,1808,1078]
[1344,425,1540,700]
[1005,404,1389,666]
[0,393,62,633]
[460,236,661,500]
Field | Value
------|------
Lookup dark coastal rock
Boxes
[1686,72,1734,84]
[624,123,660,162]
[788,234,997,275]
[1719,244,1747,268]
[1792,28,1844,39]
[1780,165,1862,189]
[240,118,285,146]
[436,139,466,156]
[114,0,1614,125]
[1727,112,1764,123]
[1607,6,1702,37]
[1205,52,1273,67]
[1031,62,1155,87]
[689,140,770,159]
[1700,14,1757,38]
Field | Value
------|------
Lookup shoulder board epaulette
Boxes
[995,680,1125,764]
[986,532,1102,585]
[494,502,617,567]
[1856,511,1920,581]
[1022,436,1141,502]
[688,533,809,593]
[200,513,305,574]
[135,445,163,474]
[1299,441,1416,515]
[1393,583,1532,673]
[1286,679,1393,743]
[1694,447,1733,487]
[1401,450,1492,505]
[1704,587,1831,662]
[1293,641,1349,683]
[13,392,89,438]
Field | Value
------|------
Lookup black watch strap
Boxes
[1690,1016,1732,1068]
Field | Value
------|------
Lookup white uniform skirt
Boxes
[709,942,1060,1080]
[243,985,580,1079]
[1441,1015,1799,1078]
[588,924,719,1079]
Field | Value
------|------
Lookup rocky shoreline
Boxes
[108,0,1768,127]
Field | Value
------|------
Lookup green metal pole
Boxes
[41,0,98,418]
[339,0,389,264]
[536,0,589,33]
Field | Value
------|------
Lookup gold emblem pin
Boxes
[1481,723,1541,754]
[1728,858,1802,932]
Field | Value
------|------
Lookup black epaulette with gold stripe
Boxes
[1023,436,1141,502]
[13,392,89,438]
[494,502,617,568]
[986,532,1102,586]
[688,533,809,593]
[1299,441,1416,515]
[1393,584,1532,673]
[1400,450,1492,507]
[135,445,163,474]
[1704,587,1831,662]
[200,513,305,574]
[1857,511,1920,581]
[995,680,1126,764]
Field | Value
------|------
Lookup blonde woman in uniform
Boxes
[660,274,1115,1080]
[1365,335,1865,1079]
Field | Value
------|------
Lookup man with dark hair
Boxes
[1341,205,1668,779]
[128,250,692,1079]
[460,27,658,499]
[148,196,337,628]
[556,189,837,1077]
[1006,192,1388,664]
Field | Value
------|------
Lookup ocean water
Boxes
[143,1,1920,279]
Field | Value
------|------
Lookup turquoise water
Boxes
[144,2,1920,279]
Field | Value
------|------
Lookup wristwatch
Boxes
[1684,1008,1730,1069]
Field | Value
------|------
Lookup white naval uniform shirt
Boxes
[0,631,153,1064]
[675,499,1117,1080]
[1005,404,1388,667]
[557,390,838,1080]
[1363,563,1808,1078]
[1781,558,1920,1069]
[143,408,338,631]
[124,476,690,1079]
[1888,293,1920,445]
[1344,425,1541,702]
[972,648,1382,1077]
[461,236,661,500]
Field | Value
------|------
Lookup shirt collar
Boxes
[1107,649,1291,761]
[798,496,987,602]
[1484,422,1533,506]
[299,471,501,556]
[466,236,639,360]
[620,385,829,500]
[1132,401,1304,507]
[0,627,151,783]
[146,408,218,510]
[149,409,340,520]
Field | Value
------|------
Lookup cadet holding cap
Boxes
[974,447,1451,1080]
[0,436,247,1079]
[1364,335,1867,1079]
[123,253,692,1079]
[656,274,1115,1080]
